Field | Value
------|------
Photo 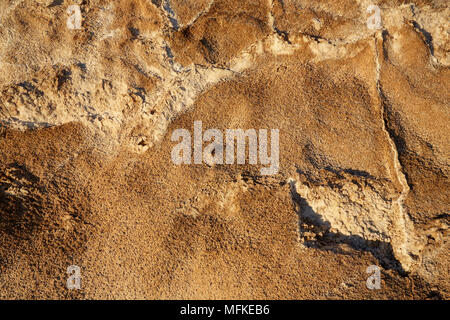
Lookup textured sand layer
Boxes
[0,0,448,299]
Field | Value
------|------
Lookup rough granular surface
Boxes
[0,0,448,299]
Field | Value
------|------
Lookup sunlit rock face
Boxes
[0,0,448,299]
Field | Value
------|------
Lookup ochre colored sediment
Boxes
[0,0,448,299]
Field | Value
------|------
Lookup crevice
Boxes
[288,179,405,273]
[268,0,291,44]
[374,34,416,272]
[299,32,334,44]
[151,0,162,7]
[183,0,215,29]
[47,0,63,8]
[162,0,180,31]
[375,36,411,192]
[56,68,72,90]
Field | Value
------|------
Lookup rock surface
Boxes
[0,0,448,299]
